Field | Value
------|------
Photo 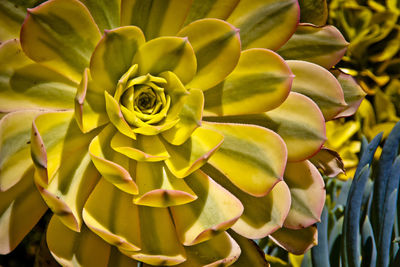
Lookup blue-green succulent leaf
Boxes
[354,133,382,178]
[361,216,376,267]
[342,165,370,267]
[373,122,400,232]
[311,207,330,267]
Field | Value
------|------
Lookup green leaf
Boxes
[47,215,111,267]
[203,121,287,197]
[120,0,193,39]
[74,68,109,133]
[132,36,197,85]
[111,133,169,162]
[361,216,376,267]
[183,0,240,25]
[170,170,243,245]
[227,0,299,50]
[0,167,47,254]
[311,207,330,267]
[270,226,318,255]
[0,0,45,41]
[163,126,224,178]
[283,160,325,229]
[0,110,43,191]
[330,70,366,118]
[278,24,348,69]
[174,232,241,266]
[287,60,346,120]
[108,247,139,267]
[162,88,204,145]
[203,49,293,116]
[79,0,121,32]
[0,39,77,112]
[104,90,137,140]
[342,165,370,267]
[203,164,291,239]
[120,206,186,266]
[177,18,241,90]
[209,92,325,162]
[32,110,101,231]
[265,92,326,161]
[133,162,197,207]
[229,230,269,266]
[89,26,145,94]
[83,178,141,251]
[88,124,138,195]
[20,0,101,83]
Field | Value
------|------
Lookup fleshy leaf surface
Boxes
[170,170,243,245]
[270,225,318,255]
[120,0,193,39]
[205,162,291,239]
[79,0,120,32]
[0,1,27,41]
[264,92,326,161]
[111,133,169,162]
[120,206,186,266]
[0,110,43,191]
[283,160,325,229]
[104,90,137,140]
[203,122,287,197]
[0,167,47,254]
[108,247,139,267]
[183,0,240,25]
[32,111,101,231]
[162,88,204,146]
[20,0,101,83]
[175,232,241,266]
[74,68,109,133]
[229,230,269,266]
[163,126,224,178]
[331,69,366,118]
[47,215,111,267]
[204,48,293,116]
[89,124,138,195]
[287,60,346,120]
[83,178,141,251]
[0,39,76,112]
[205,92,326,161]
[177,18,241,90]
[278,24,348,69]
[227,0,299,50]
[132,36,197,85]
[133,162,197,207]
[90,26,145,94]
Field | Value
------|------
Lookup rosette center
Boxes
[113,65,172,128]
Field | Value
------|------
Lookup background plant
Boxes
[259,122,400,267]
[308,121,400,267]
[323,0,400,180]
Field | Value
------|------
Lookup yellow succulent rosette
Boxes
[0,0,363,265]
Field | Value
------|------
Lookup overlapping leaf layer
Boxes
[0,0,358,265]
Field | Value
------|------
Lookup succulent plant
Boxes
[0,0,361,266]
[303,121,400,267]
[259,122,400,267]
